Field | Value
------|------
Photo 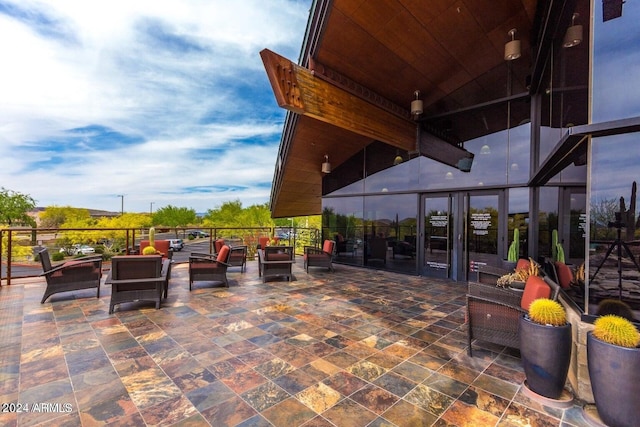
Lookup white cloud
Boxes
[0,0,310,212]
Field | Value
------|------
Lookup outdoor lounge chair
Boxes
[466,274,560,356]
[189,244,231,289]
[39,248,103,303]
[304,240,335,272]
[107,255,171,314]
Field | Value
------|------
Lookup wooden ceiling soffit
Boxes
[260,48,415,151]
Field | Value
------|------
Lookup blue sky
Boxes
[0,0,311,213]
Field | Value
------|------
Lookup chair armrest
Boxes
[109,277,166,285]
[161,259,171,276]
[304,246,327,255]
[466,293,524,312]
[189,255,231,267]
[189,253,216,261]
[467,281,523,308]
[40,257,102,276]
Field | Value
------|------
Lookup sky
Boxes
[0,0,311,214]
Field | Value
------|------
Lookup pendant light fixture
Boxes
[393,149,403,165]
[563,13,583,48]
[321,155,332,174]
[504,29,521,61]
[411,90,423,118]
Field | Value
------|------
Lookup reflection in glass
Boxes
[509,188,529,260]
[364,195,417,273]
[467,194,500,272]
[593,1,640,122]
[589,134,640,317]
[424,196,451,279]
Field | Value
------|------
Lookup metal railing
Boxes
[1,226,320,285]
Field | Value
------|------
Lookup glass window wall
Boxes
[363,194,417,273]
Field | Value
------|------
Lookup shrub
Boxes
[51,252,65,262]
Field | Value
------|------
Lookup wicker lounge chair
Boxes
[466,275,560,356]
[304,240,335,272]
[189,245,231,289]
[39,248,103,303]
[107,255,171,314]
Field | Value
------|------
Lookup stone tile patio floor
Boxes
[0,260,593,426]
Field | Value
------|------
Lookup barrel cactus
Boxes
[143,227,157,255]
[593,315,640,348]
[528,298,567,326]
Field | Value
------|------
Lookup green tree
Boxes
[0,187,36,226]
[153,205,196,236]
[40,206,91,228]
[203,200,247,227]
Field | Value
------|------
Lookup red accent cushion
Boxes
[259,237,270,248]
[217,245,230,263]
[516,258,530,271]
[215,239,225,253]
[520,275,551,310]
[555,261,574,289]
[322,240,334,253]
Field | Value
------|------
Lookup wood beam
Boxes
[260,48,415,152]
[261,48,475,172]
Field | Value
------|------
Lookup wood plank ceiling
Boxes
[265,0,537,218]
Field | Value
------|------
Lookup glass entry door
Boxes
[422,191,503,281]
[466,192,501,279]
[423,195,453,278]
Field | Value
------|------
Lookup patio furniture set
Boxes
[466,259,562,356]
[38,238,337,313]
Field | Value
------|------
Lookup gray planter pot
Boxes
[519,316,572,399]
[587,332,640,427]
[502,259,517,271]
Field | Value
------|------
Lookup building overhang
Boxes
[263,0,539,217]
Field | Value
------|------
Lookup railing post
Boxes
[0,230,3,284]
[6,229,12,286]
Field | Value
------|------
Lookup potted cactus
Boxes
[587,315,640,427]
[142,227,159,255]
[503,228,520,271]
[519,298,572,399]
[551,229,565,263]
[496,257,539,289]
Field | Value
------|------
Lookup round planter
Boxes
[502,259,517,271]
[519,316,571,399]
[509,280,525,290]
[587,332,640,427]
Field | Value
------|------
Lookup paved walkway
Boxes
[0,260,591,426]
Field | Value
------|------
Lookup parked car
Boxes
[188,230,210,238]
[60,244,95,256]
[168,239,184,251]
